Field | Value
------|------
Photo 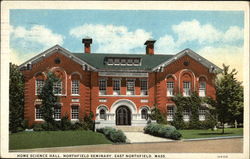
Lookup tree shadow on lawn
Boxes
[198,132,233,135]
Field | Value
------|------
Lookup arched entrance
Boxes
[116,106,131,125]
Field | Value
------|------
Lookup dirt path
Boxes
[12,138,243,153]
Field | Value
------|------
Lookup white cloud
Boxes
[10,48,38,65]
[10,25,64,52]
[70,24,152,53]
[223,26,244,43]
[198,45,244,81]
[172,19,223,45]
[155,34,179,54]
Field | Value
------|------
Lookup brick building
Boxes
[20,38,221,128]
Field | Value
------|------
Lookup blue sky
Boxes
[9,10,244,80]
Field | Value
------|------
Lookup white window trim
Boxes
[113,78,121,95]
[140,79,148,95]
[53,81,63,96]
[167,105,175,121]
[35,79,44,95]
[71,80,80,96]
[35,107,44,121]
[199,81,206,97]
[167,81,174,97]
[99,78,107,96]
[71,105,79,120]
[126,79,135,95]
[183,81,191,97]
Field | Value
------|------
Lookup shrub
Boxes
[60,116,72,130]
[97,127,126,143]
[144,123,182,140]
[82,112,94,131]
[33,123,44,131]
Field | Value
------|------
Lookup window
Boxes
[54,106,61,120]
[99,79,107,95]
[183,81,191,97]
[100,109,106,120]
[183,109,190,122]
[199,81,206,97]
[141,108,148,119]
[126,79,135,95]
[134,59,140,65]
[199,107,206,121]
[71,106,79,120]
[121,59,126,66]
[140,79,148,95]
[167,106,174,121]
[53,81,62,95]
[71,80,79,95]
[114,59,120,65]
[167,81,174,96]
[113,79,121,95]
[35,107,43,120]
[127,59,133,66]
[107,58,114,65]
[36,80,44,95]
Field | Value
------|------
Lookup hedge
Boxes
[144,123,182,140]
[97,127,127,143]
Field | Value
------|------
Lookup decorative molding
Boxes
[99,72,148,77]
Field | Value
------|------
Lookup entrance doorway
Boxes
[116,106,131,125]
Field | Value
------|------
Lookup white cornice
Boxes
[18,45,96,70]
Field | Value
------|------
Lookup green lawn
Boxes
[179,128,243,139]
[9,130,112,150]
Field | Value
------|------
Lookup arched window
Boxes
[199,77,206,97]
[141,108,148,120]
[51,68,66,96]
[100,109,106,120]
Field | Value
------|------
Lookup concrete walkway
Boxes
[124,132,173,143]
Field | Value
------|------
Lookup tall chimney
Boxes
[82,37,93,53]
[144,39,156,55]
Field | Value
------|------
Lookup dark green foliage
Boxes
[60,116,72,131]
[215,64,244,133]
[149,105,167,124]
[144,123,182,140]
[9,63,25,133]
[171,92,216,130]
[97,127,127,143]
[33,123,44,131]
[82,112,95,131]
[38,72,60,128]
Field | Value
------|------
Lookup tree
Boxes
[149,104,167,124]
[38,72,60,129]
[215,64,243,133]
[9,63,24,133]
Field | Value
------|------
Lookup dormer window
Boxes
[114,59,120,65]
[105,57,141,66]
[107,58,113,65]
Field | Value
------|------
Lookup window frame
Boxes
[113,79,121,95]
[53,81,63,96]
[167,81,174,97]
[71,80,80,96]
[141,108,148,120]
[54,106,61,120]
[199,107,206,121]
[167,106,174,121]
[71,106,79,120]
[99,78,107,95]
[99,109,107,120]
[35,106,43,120]
[126,79,135,95]
[140,79,148,95]
[35,79,44,95]
[183,109,190,122]
[183,81,191,97]
[199,81,206,97]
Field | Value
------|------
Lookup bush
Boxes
[60,116,72,130]
[97,127,126,143]
[33,123,44,131]
[144,123,182,140]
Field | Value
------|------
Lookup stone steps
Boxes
[114,126,145,132]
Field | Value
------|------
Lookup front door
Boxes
[116,106,131,125]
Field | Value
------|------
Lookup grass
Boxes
[9,130,112,150]
[179,128,243,139]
